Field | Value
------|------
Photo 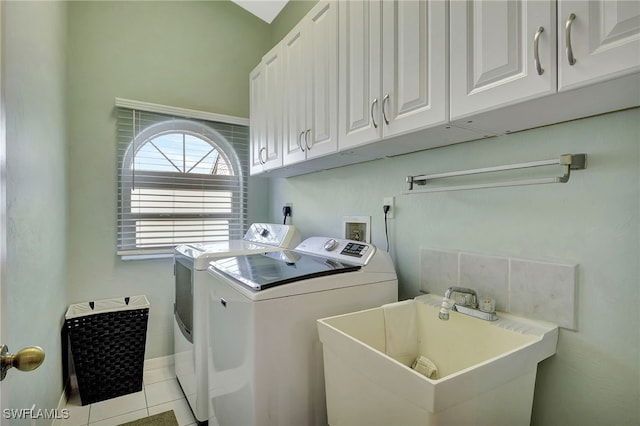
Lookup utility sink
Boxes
[317,294,558,426]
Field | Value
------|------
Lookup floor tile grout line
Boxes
[72,368,180,425]
[143,385,150,418]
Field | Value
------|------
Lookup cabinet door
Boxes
[249,64,266,175]
[282,24,308,166]
[450,0,556,120]
[262,45,283,170]
[307,1,339,159]
[381,0,448,137]
[338,0,382,150]
[558,0,640,91]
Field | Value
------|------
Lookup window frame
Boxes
[117,110,248,258]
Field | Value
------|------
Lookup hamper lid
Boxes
[65,295,149,319]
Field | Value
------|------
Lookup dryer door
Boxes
[174,257,194,343]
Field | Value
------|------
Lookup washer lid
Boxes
[209,250,361,291]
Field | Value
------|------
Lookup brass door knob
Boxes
[0,344,45,381]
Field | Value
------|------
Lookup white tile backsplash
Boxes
[419,248,459,296]
[510,259,578,329]
[421,248,578,329]
[459,253,509,311]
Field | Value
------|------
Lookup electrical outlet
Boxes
[283,203,293,217]
[383,196,394,219]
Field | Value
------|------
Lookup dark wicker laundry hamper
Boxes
[65,295,150,406]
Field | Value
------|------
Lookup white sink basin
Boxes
[317,294,558,426]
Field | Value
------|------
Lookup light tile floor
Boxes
[59,364,197,426]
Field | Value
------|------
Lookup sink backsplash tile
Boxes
[420,249,459,295]
[510,260,578,329]
[459,253,509,311]
[420,247,578,329]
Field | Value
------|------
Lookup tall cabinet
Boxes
[338,0,448,150]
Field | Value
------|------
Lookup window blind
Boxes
[116,106,249,256]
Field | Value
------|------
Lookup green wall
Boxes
[4,0,68,417]
[269,108,640,426]
[270,0,318,44]
[66,0,272,359]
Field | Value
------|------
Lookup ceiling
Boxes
[231,0,290,24]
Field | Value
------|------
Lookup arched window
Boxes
[117,110,248,257]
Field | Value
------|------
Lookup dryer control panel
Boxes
[295,237,376,265]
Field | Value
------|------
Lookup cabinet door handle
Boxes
[565,13,577,66]
[371,98,379,129]
[305,129,312,150]
[533,26,545,75]
[382,94,390,125]
[298,131,306,152]
[259,147,266,165]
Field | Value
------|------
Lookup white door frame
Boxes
[0,0,9,420]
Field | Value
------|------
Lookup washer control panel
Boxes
[295,237,376,265]
[340,242,369,258]
[324,239,339,251]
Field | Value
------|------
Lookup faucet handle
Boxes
[451,292,477,308]
[478,297,496,313]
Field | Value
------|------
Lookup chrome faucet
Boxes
[438,286,497,321]
[439,287,477,320]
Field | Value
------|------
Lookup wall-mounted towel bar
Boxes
[404,154,587,194]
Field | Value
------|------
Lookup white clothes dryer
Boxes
[173,223,301,424]
[200,237,398,426]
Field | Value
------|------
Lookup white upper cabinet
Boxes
[249,65,266,175]
[250,0,638,177]
[339,0,448,150]
[282,1,338,167]
[558,0,640,91]
[450,0,556,120]
[381,0,448,138]
[308,1,339,158]
[282,24,307,166]
[338,0,382,149]
[250,44,284,175]
[262,45,283,170]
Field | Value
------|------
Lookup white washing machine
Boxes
[173,223,301,424]
[199,237,398,426]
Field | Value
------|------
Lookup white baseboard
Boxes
[48,385,67,426]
